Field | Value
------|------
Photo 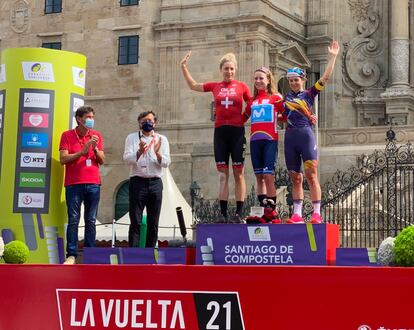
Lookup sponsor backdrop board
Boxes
[196,224,339,266]
[0,48,86,263]
[0,264,413,330]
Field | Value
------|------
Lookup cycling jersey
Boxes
[246,90,283,141]
[284,81,324,128]
[203,80,251,128]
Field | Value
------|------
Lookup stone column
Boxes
[410,0,414,88]
[238,41,247,85]
[390,0,410,87]
[381,0,414,125]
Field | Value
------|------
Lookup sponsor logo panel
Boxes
[20,152,47,168]
[23,92,50,109]
[22,113,49,128]
[247,226,271,241]
[21,62,55,82]
[0,64,5,83]
[72,97,84,113]
[19,172,46,188]
[17,192,45,208]
[72,67,86,89]
[22,132,48,148]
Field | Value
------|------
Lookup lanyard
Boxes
[74,128,91,147]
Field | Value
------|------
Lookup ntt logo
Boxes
[357,325,371,330]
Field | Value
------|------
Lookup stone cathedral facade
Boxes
[1,0,413,222]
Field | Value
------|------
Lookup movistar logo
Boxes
[253,107,265,118]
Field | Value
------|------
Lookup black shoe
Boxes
[228,214,243,224]
[215,215,228,223]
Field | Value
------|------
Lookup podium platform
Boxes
[196,223,339,266]
[83,247,195,265]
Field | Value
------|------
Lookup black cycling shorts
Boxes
[214,126,246,169]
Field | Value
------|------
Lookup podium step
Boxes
[196,223,339,265]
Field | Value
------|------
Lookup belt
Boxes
[133,176,161,181]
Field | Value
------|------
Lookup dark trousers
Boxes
[65,184,100,257]
[128,176,163,248]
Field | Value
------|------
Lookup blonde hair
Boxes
[219,53,237,70]
[253,67,278,99]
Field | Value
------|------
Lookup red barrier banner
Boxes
[0,264,413,330]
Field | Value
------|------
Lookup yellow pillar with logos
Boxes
[0,48,86,263]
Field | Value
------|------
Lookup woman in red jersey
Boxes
[180,51,251,222]
[245,67,283,219]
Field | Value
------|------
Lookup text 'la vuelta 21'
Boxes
[57,289,244,330]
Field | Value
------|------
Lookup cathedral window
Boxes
[120,0,139,6]
[118,35,139,65]
[45,0,62,14]
[42,42,62,50]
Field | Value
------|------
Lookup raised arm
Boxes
[180,51,204,92]
[319,41,340,85]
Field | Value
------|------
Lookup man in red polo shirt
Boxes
[59,105,105,264]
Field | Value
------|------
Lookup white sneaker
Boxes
[63,256,76,265]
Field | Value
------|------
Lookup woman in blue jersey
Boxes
[284,41,340,224]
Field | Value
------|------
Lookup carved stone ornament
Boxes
[348,0,371,22]
[10,0,30,33]
[343,0,383,90]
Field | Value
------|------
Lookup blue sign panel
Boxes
[22,132,48,148]
[196,224,332,266]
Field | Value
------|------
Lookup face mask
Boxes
[141,121,154,132]
[84,118,94,129]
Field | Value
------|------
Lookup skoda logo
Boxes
[358,325,372,330]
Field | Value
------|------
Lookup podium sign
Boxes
[336,248,379,266]
[196,224,339,265]
[83,247,189,265]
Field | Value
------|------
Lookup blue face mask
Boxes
[84,118,94,129]
[141,121,154,132]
